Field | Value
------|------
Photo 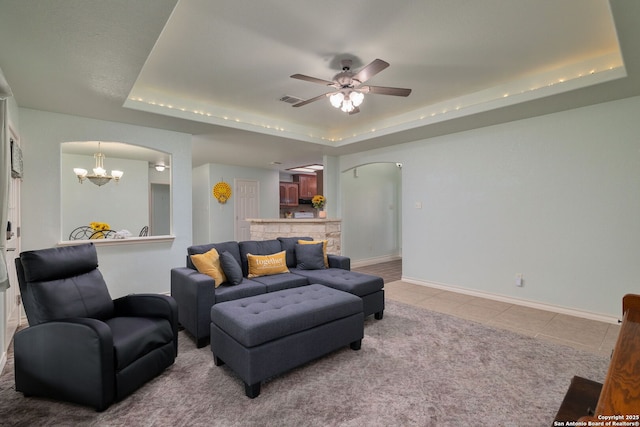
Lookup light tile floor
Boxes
[354,259,620,357]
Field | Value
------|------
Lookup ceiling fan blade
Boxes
[290,74,336,86]
[360,85,412,97]
[348,107,360,115]
[352,59,389,84]
[292,92,332,107]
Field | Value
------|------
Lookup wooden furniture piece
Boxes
[553,294,640,425]
[553,376,602,422]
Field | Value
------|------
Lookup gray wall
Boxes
[340,95,640,318]
[192,162,279,245]
[18,108,192,297]
[342,162,401,261]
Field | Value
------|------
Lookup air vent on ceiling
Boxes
[279,95,304,104]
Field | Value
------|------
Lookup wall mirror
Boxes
[61,141,171,241]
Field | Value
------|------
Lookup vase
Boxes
[317,209,327,219]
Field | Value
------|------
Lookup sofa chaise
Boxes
[171,236,384,347]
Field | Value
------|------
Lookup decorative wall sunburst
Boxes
[213,181,232,204]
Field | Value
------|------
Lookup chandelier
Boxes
[329,90,364,113]
[73,142,123,186]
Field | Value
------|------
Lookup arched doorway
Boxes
[341,162,402,264]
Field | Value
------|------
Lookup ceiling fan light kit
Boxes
[330,90,364,113]
[290,58,411,114]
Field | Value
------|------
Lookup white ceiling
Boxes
[1,0,639,171]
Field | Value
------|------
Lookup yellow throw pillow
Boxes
[191,248,227,288]
[247,251,289,278]
[298,239,328,267]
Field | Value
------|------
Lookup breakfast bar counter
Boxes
[247,218,342,255]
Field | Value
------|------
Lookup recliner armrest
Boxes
[14,318,115,411]
[113,294,179,355]
[328,254,350,270]
[113,294,177,322]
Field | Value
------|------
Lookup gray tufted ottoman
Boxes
[210,284,364,398]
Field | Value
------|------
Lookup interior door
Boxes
[234,179,259,241]
[150,183,170,236]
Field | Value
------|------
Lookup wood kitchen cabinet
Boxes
[293,174,317,199]
[279,182,298,206]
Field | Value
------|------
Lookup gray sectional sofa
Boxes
[171,236,384,347]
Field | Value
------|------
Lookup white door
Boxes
[234,179,259,241]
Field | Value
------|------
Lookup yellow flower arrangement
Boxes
[311,195,326,209]
[89,222,110,231]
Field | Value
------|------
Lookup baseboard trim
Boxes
[401,276,620,325]
[351,255,401,269]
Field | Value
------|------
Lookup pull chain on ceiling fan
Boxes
[290,58,411,114]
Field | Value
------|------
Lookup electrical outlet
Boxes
[515,273,524,287]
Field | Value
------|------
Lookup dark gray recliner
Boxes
[13,243,178,411]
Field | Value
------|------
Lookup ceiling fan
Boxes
[290,58,411,114]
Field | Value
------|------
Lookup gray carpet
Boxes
[0,300,609,426]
